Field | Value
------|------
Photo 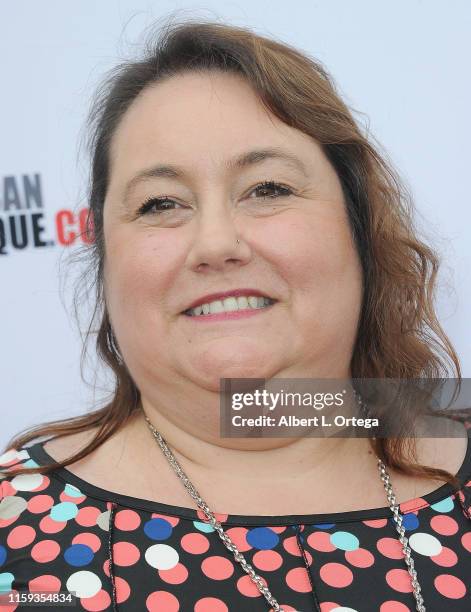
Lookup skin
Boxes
[45,71,467,515]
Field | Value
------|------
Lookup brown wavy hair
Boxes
[2,17,462,485]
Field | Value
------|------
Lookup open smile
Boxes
[182,295,277,321]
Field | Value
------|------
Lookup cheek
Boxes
[104,227,182,317]
[261,210,361,291]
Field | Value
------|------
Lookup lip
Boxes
[181,288,275,313]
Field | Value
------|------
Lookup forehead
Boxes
[108,70,322,177]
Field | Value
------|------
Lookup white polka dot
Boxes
[144,544,179,570]
[0,449,30,464]
[409,532,442,557]
[66,571,102,598]
[11,473,44,491]
[332,608,359,612]
[0,450,18,464]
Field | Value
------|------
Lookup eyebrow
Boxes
[122,147,309,199]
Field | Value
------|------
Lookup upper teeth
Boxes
[187,296,273,316]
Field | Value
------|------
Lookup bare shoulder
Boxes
[414,416,469,476]
[43,427,102,463]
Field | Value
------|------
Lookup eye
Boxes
[249,180,293,200]
[136,196,185,216]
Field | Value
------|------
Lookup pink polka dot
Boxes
[213,512,228,524]
[386,569,413,593]
[283,535,302,556]
[1,481,16,497]
[112,541,140,566]
[0,454,20,467]
[4,463,22,472]
[159,562,189,584]
[434,574,466,599]
[304,550,313,566]
[0,588,19,611]
[81,589,112,611]
[197,510,228,524]
[7,525,36,548]
[225,527,251,552]
[461,532,471,552]
[72,532,102,553]
[319,562,353,588]
[363,518,388,528]
[269,526,287,534]
[430,515,458,536]
[380,602,410,612]
[400,497,427,513]
[319,604,340,612]
[31,539,60,563]
[27,494,54,514]
[201,556,234,580]
[151,513,179,526]
[345,547,375,568]
[31,475,50,492]
[307,531,336,552]
[253,550,283,571]
[377,537,405,559]
[115,577,130,603]
[115,509,141,531]
[194,597,228,611]
[60,491,86,504]
[29,575,61,592]
[146,590,179,611]
[431,546,458,567]
[39,515,66,534]
[75,506,101,527]
[286,566,312,592]
[0,516,18,528]
[181,533,210,554]
[102,559,110,577]
[237,574,266,597]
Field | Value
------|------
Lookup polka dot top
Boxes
[1,428,471,612]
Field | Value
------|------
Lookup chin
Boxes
[189,361,278,392]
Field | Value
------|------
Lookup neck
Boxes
[130,391,371,485]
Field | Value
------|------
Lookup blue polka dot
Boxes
[144,518,173,540]
[401,513,419,531]
[193,521,215,533]
[246,527,279,550]
[0,546,6,567]
[64,544,94,567]
[330,531,360,551]
[313,523,335,530]
[64,484,84,498]
[22,459,39,468]
[431,497,454,513]
[0,572,14,593]
[50,502,78,522]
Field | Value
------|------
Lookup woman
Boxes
[1,19,470,612]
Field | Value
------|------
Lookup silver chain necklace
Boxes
[143,411,425,612]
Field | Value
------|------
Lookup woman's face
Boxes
[103,71,363,394]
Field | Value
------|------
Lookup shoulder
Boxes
[414,416,471,481]
[0,445,41,481]
[41,428,100,463]
[0,444,49,504]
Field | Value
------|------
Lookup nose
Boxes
[186,204,251,272]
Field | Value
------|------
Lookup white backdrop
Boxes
[1,0,470,449]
